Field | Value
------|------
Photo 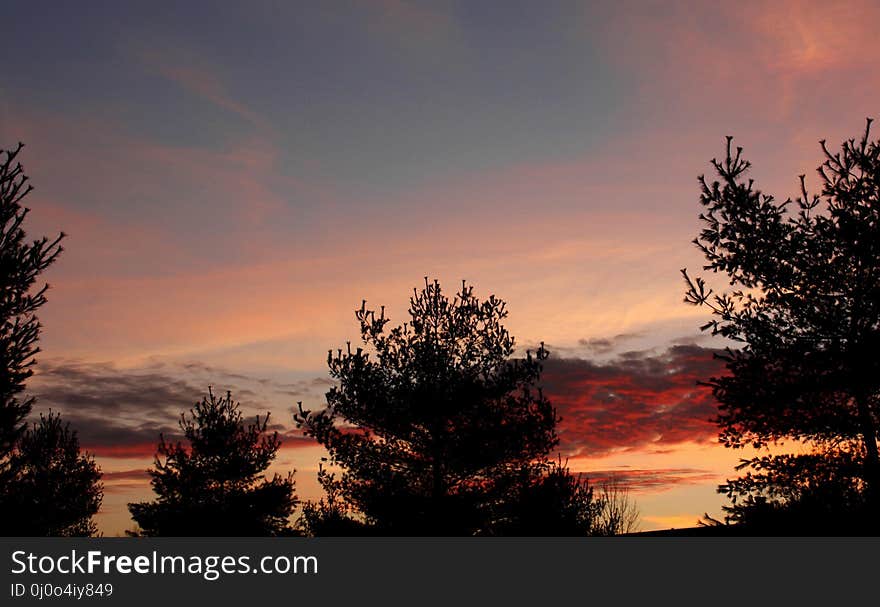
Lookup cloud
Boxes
[581,468,719,493]
[101,469,152,495]
[102,469,151,487]
[137,46,269,131]
[27,344,726,461]
[542,344,726,457]
[103,469,151,482]
[28,359,317,458]
[599,0,880,130]
[577,332,644,355]
[174,360,334,397]
[28,360,204,457]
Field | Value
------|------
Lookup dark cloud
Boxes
[272,377,335,399]
[543,344,726,457]
[174,362,334,397]
[577,332,644,355]
[541,332,648,359]
[581,468,720,493]
[28,360,317,458]
[28,360,203,458]
[26,344,726,463]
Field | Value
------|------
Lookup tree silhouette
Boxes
[592,477,641,536]
[0,411,102,536]
[128,388,298,536]
[488,457,600,536]
[717,447,867,533]
[296,278,577,535]
[299,463,371,536]
[683,119,880,529]
[0,144,64,464]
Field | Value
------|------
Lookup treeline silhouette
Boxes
[2,119,880,535]
[127,280,638,536]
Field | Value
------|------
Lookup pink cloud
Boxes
[138,47,270,131]
[598,0,880,131]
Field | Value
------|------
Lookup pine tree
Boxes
[296,278,573,535]
[683,119,880,529]
[0,412,102,536]
[0,143,91,538]
[128,388,298,536]
[0,143,64,463]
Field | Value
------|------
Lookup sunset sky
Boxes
[2,0,879,534]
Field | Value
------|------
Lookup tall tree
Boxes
[296,278,567,535]
[0,144,64,463]
[128,388,298,536]
[683,119,880,527]
[0,412,102,536]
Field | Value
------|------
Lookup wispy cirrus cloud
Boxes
[102,469,152,495]
[136,46,269,131]
[582,467,720,493]
[598,0,880,144]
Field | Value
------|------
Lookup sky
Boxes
[2,0,879,535]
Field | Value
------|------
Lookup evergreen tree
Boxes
[299,463,370,536]
[0,412,102,536]
[488,458,600,536]
[0,143,91,538]
[0,143,64,464]
[296,278,575,535]
[683,119,880,528]
[128,388,297,536]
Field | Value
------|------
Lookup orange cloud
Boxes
[543,345,726,457]
[89,444,159,459]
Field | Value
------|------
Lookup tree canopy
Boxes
[683,119,880,528]
[296,278,603,535]
[0,412,102,536]
[0,144,98,537]
[0,143,64,462]
[128,388,298,536]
